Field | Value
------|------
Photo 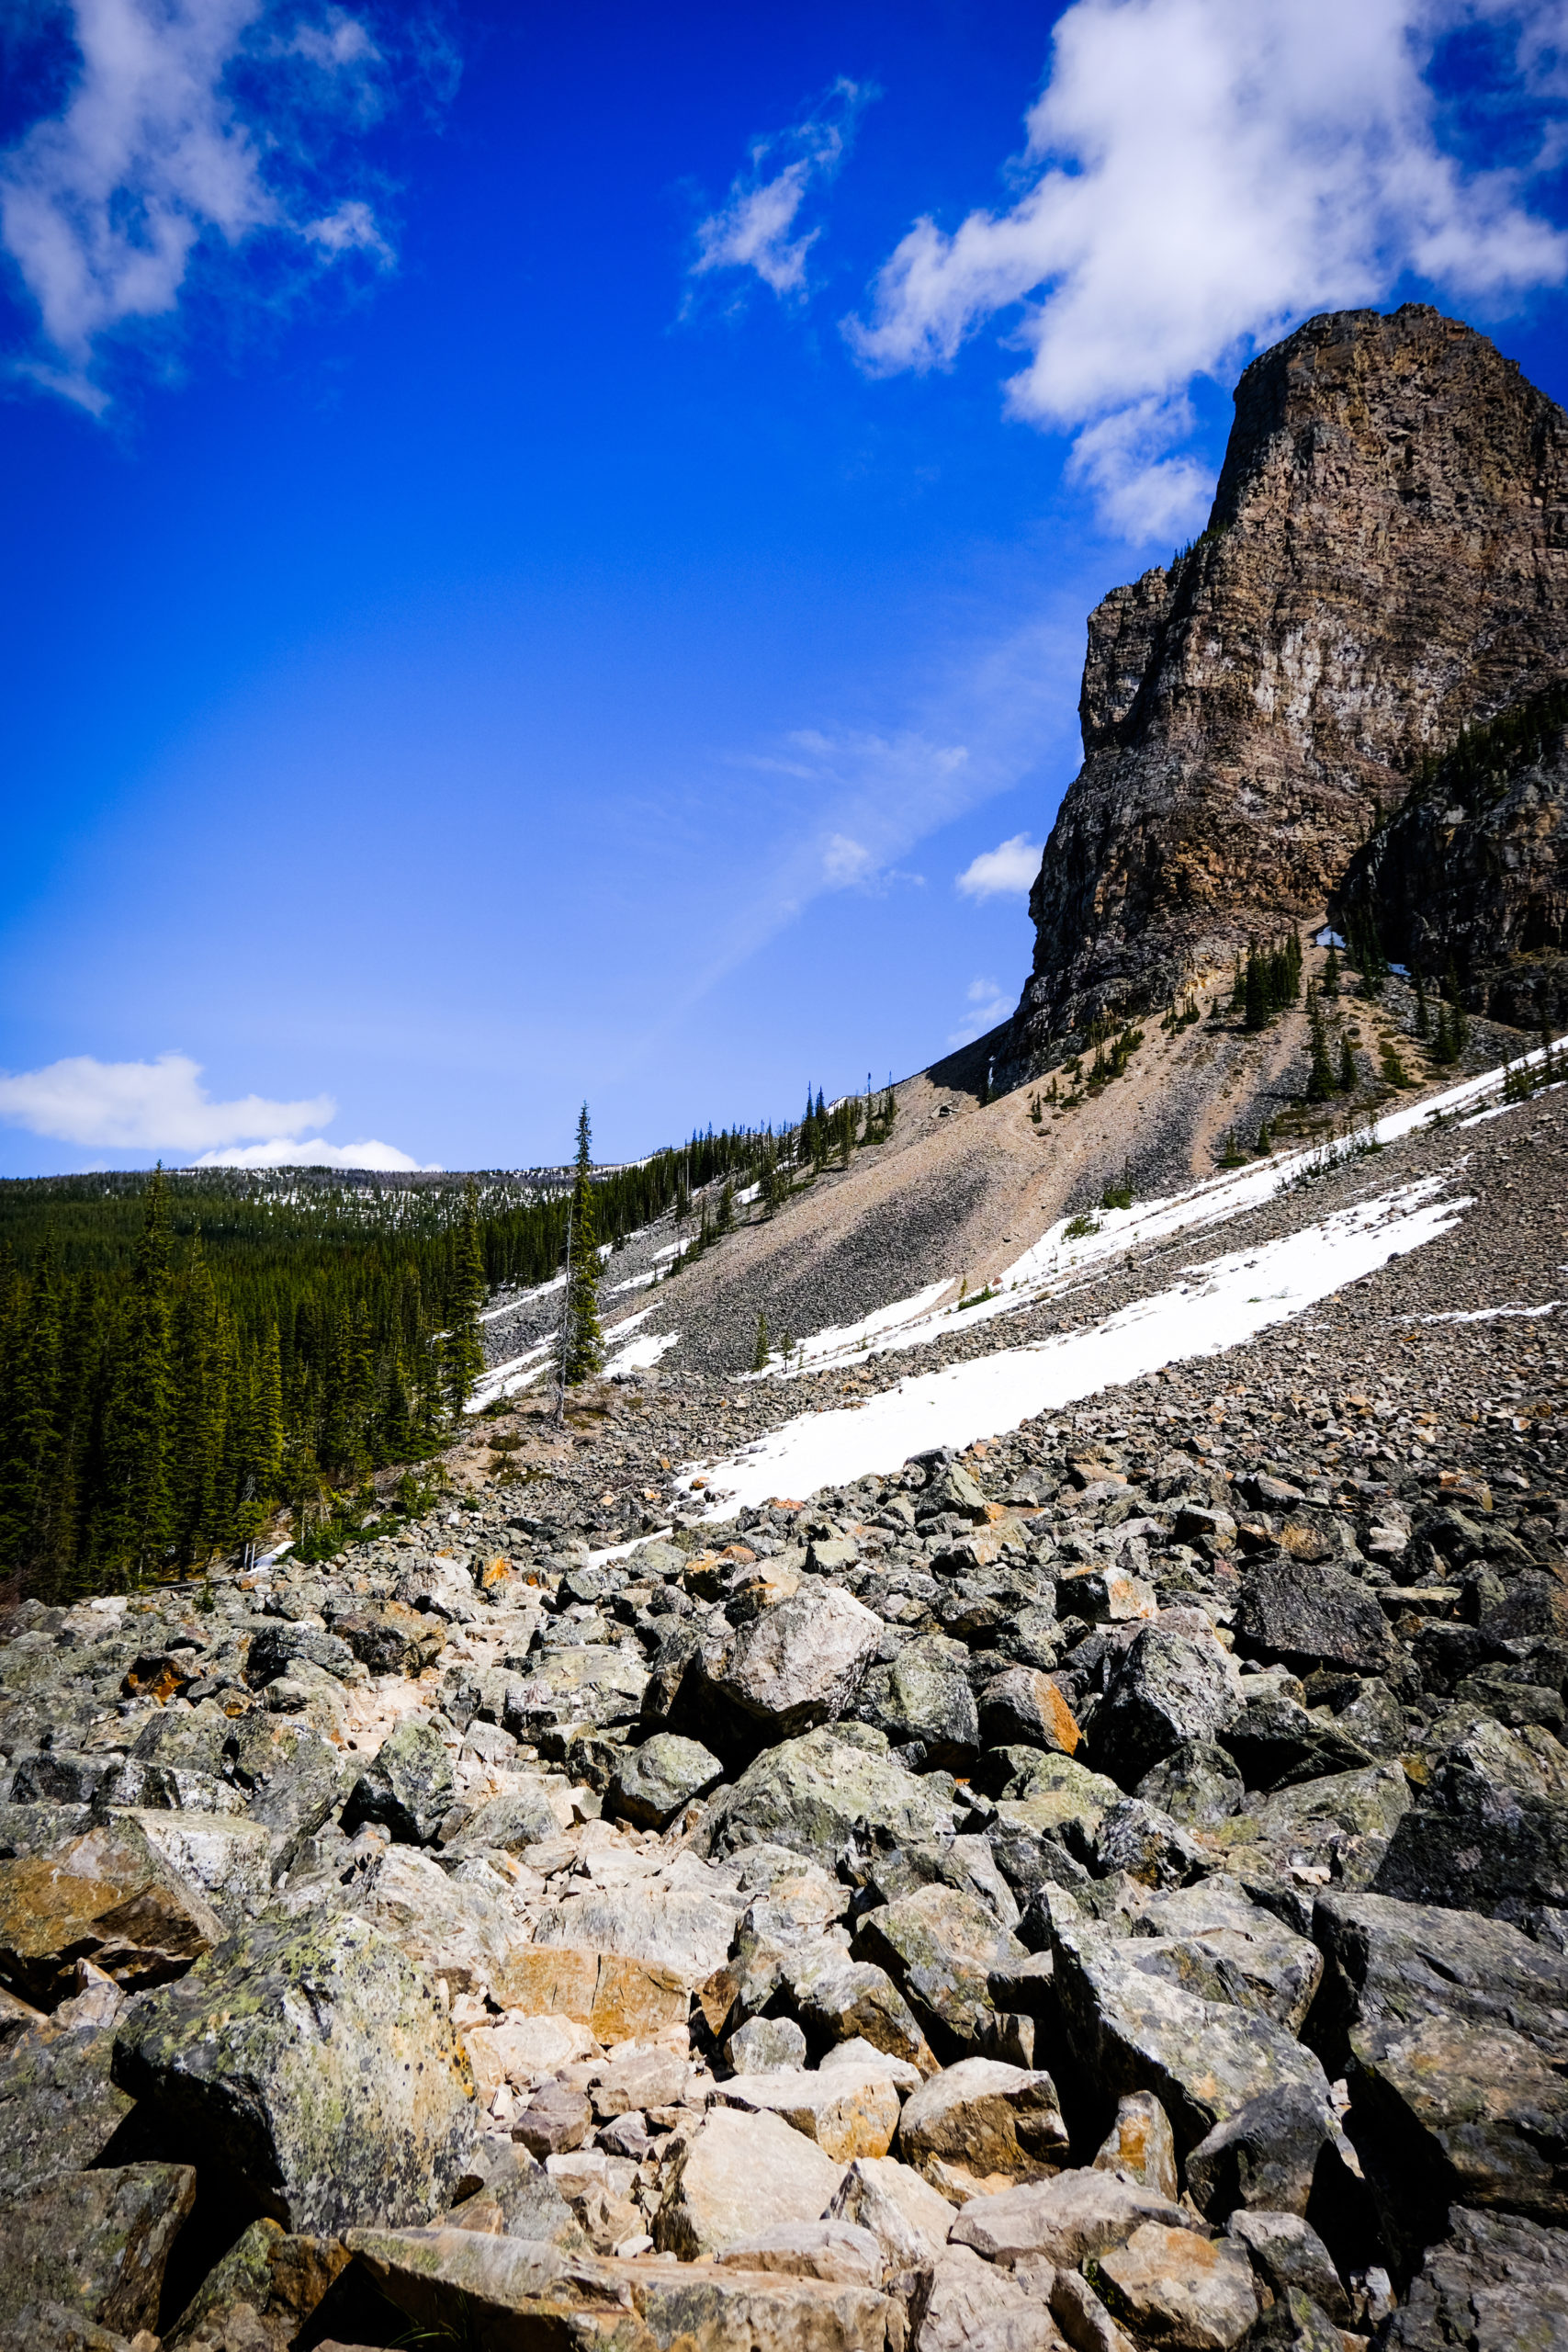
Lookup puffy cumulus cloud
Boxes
[0,1051,335,1149]
[193,1135,438,1169]
[0,0,407,413]
[956,831,1042,901]
[949,976,1012,1046]
[690,76,874,303]
[845,0,1568,538]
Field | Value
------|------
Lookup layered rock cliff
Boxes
[1334,682,1567,1029]
[1003,304,1568,1074]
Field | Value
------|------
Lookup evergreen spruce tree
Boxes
[1414,971,1430,1039]
[563,1105,604,1385]
[0,1227,62,1580]
[752,1310,770,1373]
[1322,944,1341,998]
[443,1181,487,1419]
[716,1178,736,1234]
[1338,1035,1358,1092]
[1244,946,1269,1032]
[1304,988,1336,1102]
[168,1238,225,1566]
[1432,1001,1456,1065]
[103,1168,173,1583]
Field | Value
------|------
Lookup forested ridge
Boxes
[0,1117,792,1600]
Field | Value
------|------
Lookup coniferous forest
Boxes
[0,1117,795,1600]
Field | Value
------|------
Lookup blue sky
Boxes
[2,0,1566,1175]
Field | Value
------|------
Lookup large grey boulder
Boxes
[243,1623,356,1686]
[347,2225,891,2352]
[1235,1564,1392,1678]
[341,1718,456,1845]
[911,2245,1062,2352]
[788,1954,940,2075]
[1050,1910,1330,2154]
[854,1883,1026,2056]
[221,1714,352,1849]
[1183,2083,1334,2221]
[829,2154,958,2269]
[0,2163,195,2338]
[1088,2222,1258,2351]
[113,1909,478,2233]
[162,2216,350,2352]
[1091,1629,1238,1788]
[609,1733,725,1828]
[708,1725,957,1864]
[1128,1878,1324,2034]
[699,1586,884,1748]
[855,1639,981,1770]
[438,1782,558,1854]
[0,1997,134,2201]
[1382,2204,1568,2352]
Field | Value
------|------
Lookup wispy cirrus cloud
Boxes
[949,976,1011,1046]
[0,0,439,413]
[0,1047,434,1167]
[688,75,874,305]
[845,0,1568,540]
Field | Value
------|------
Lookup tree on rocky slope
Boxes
[563,1105,604,1387]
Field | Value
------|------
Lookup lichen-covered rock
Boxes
[1091,1629,1238,1789]
[911,2245,1064,2352]
[715,2061,903,2164]
[1088,2222,1258,2352]
[829,2154,958,2269]
[853,1883,1026,2056]
[609,1733,725,1828]
[978,1668,1080,1758]
[1234,1565,1392,1679]
[0,2162,196,2338]
[897,2056,1069,2198]
[113,1910,477,2233]
[948,2167,1195,2267]
[708,1726,957,1864]
[1382,2204,1568,2352]
[1050,1910,1330,2153]
[789,1955,940,2076]
[0,2007,134,2201]
[341,1718,456,1846]
[0,1819,221,2005]
[1093,2091,1179,2201]
[162,2217,350,2351]
[699,1586,884,1746]
[855,1640,981,1770]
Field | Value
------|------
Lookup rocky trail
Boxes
[3,1031,1568,2350]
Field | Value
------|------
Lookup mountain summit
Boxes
[1003,303,1568,1073]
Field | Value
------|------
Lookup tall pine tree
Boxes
[443,1181,487,1418]
[563,1105,604,1385]
[102,1167,173,1583]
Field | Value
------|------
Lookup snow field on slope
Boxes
[697,1173,1469,1512]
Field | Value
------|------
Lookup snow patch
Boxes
[696,1175,1469,1513]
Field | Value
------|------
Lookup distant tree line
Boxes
[0,1108,840,1599]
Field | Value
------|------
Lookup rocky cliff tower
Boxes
[1004,304,1568,1075]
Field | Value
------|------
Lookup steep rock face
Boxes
[1004,304,1568,1072]
[1334,684,1567,1029]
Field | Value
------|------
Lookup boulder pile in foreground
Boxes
[4,1394,1568,2351]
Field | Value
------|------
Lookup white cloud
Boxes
[690,77,873,302]
[845,0,1568,538]
[193,1135,437,1169]
[0,1048,338,1149]
[956,831,1042,901]
[949,976,1011,1046]
[0,0,396,412]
